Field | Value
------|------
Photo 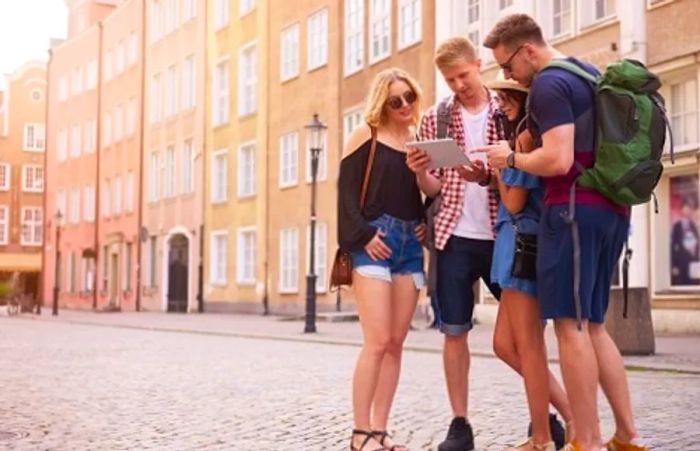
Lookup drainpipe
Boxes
[93,21,104,311]
[135,0,148,312]
[262,0,270,316]
[197,0,209,314]
[39,49,54,315]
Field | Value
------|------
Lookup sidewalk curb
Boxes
[20,315,700,375]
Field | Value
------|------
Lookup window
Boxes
[670,78,698,148]
[125,172,134,213]
[84,119,96,153]
[344,0,364,75]
[150,73,162,124]
[499,0,513,8]
[102,180,111,217]
[213,59,229,125]
[307,222,328,292]
[83,185,95,222]
[20,207,42,246]
[238,43,257,116]
[149,151,159,202]
[182,55,196,110]
[210,231,228,285]
[69,188,80,224]
[126,98,136,136]
[281,23,300,81]
[468,30,480,56]
[214,0,229,30]
[56,190,66,221]
[370,0,390,63]
[22,165,44,193]
[148,236,158,287]
[183,0,197,22]
[23,123,45,151]
[166,65,178,117]
[71,65,83,95]
[237,227,256,284]
[128,32,138,66]
[306,133,327,182]
[115,40,125,74]
[181,139,194,194]
[151,0,163,42]
[103,113,112,146]
[113,176,122,216]
[164,146,176,198]
[0,206,8,245]
[104,49,112,81]
[58,128,68,161]
[83,257,95,292]
[307,8,328,70]
[279,227,299,292]
[668,174,700,287]
[123,243,132,291]
[279,132,298,187]
[58,75,69,102]
[238,142,255,198]
[343,109,363,145]
[240,0,255,15]
[211,149,228,203]
[553,0,572,37]
[114,104,124,142]
[165,0,179,33]
[398,0,421,49]
[0,164,10,191]
[86,60,98,90]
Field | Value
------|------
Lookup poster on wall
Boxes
[670,175,700,286]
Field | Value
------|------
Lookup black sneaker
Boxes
[527,413,566,450]
[438,417,474,451]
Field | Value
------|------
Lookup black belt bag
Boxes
[512,230,537,280]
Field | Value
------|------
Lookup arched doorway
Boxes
[167,234,189,312]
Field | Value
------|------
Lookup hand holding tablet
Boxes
[405,139,471,170]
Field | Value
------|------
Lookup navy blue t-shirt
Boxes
[528,57,625,213]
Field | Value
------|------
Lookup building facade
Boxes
[0,62,47,300]
[141,0,207,312]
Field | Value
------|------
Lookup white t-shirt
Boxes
[452,105,493,241]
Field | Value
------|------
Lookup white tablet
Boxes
[406,138,470,170]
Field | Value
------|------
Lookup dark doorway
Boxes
[167,234,189,313]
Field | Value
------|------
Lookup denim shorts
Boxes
[351,214,425,289]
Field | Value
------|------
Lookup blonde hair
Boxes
[434,37,478,70]
[364,68,423,128]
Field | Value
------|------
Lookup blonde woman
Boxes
[338,68,427,451]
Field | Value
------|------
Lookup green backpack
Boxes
[545,58,674,206]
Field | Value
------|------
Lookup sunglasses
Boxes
[499,45,524,73]
[386,90,417,110]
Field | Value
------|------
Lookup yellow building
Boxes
[204,0,270,312]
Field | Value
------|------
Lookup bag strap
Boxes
[436,100,451,139]
[359,126,378,209]
[544,59,599,84]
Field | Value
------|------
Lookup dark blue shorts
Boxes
[537,204,630,323]
[437,236,501,335]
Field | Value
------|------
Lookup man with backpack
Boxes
[479,14,657,451]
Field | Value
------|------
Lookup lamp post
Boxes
[52,210,63,316]
[304,113,327,333]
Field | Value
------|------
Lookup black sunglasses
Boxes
[386,90,417,110]
[500,45,524,72]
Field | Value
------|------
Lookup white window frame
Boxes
[305,132,328,183]
[279,131,299,188]
[58,75,69,102]
[211,149,228,204]
[104,49,113,82]
[279,227,299,293]
[239,0,255,16]
[182,54,196,111]
[151,0,163,42]
[344,0,364,76]
[369,0,391,64]
[0,163,10,191]
[164,146,176,198]
[669,76,699,152]
[113,176,122,216]
[102,180,111,218]
[181,139,194,195]
[499,0,514,9]
[23,123,45,152]
[552,0,573,38]
[103,113,112,146]
[127,97,136,136]
[307,8,328,71]
[20,207,43,246]
[213,57,230,126]
[183,0,197,22]
[71,123,82,157]
[149,152,159,202]
[84,119,96,154]
[125,172,134,213]
[166,64,178,118]
[343,108,364,145]
[22,165,44,193]
[114,104,124,142]
[214,0,229,30]
[238,42,257,117]
[237,141,256,198]
[115,40,125,75]
[0,205,9,245]
[398,0,422,50]
[71,65,83,96]
[86,60,98,90]
[127,32,138,66]
[83,185,95,222]
[150,73,162,124]
[236,226,256,285]
[281,23,300,82]
[209,230,228,285]
[306,221,328,293]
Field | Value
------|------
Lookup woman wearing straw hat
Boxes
[486,72,574,451]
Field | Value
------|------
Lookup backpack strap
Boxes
[436,100,451,139]
[544,59,599,84]
[622,238,633,319]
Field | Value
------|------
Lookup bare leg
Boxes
[443,332,470,418]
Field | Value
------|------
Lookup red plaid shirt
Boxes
[418,91,502,250]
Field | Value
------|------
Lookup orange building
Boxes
[0,61,47,301]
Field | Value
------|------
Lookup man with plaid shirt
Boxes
[407,37,503,451]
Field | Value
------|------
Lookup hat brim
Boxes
[486,80,529,93]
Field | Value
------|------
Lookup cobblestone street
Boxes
[1,317,698,450]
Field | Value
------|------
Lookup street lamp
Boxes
[304,113,327,333]
[52,210,62,316]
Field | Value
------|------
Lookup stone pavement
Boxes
[1,314,699,450]
[16,309,700,374]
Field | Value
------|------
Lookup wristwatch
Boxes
[506,151,516,169]
[478,170,492,187]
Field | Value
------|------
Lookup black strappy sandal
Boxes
[350,429,385,451]
[373,430,407,451]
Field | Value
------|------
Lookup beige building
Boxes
[141,0,207,312]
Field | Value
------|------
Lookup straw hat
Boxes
[486,70,529,93]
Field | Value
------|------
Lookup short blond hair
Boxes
[434,37,478,69]
[364,68,423,128]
